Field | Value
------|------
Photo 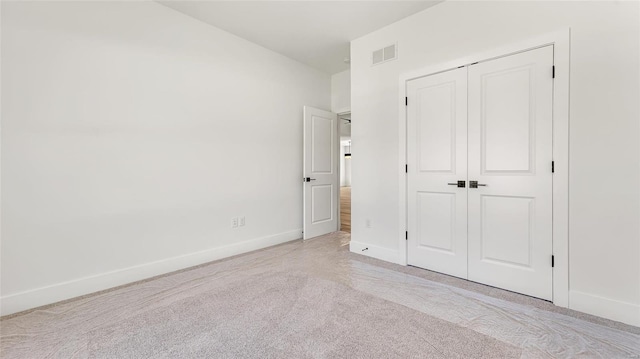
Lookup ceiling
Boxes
[158,1,442,74]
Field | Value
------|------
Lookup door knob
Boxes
[304,177,317,182]
[469,181,487,188]
[447,180,466,188]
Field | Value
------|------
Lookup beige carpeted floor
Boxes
[2,232,639,358]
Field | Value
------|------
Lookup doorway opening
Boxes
[339,112,351,233]
[301,106,350,240]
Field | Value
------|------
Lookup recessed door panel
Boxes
[311,184,333,223]
[468,46,554,300]
[417,192,455,253]
[407,67,468,280]
[312,116,334,173]
[482,67,535,173]
[481,195,533,267]
[417,82,456,173]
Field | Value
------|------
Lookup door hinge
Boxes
[405,231,408,240]
[405,97,408,106]
[551,255,555,268]
[552,66,555,79]
[552,161,555,173]
[405,164,408,173]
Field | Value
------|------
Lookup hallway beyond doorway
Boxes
[340,187,351,232]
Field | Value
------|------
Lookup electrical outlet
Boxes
[232,217,238,228]
[365,219,371,228]
[239,216,245,226]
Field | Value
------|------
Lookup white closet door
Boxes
[467,46,554,300]
[407,68,468,279]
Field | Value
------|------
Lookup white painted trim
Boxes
[550,29,571,309]
[337,109,351,231]
[336,109,342,232]
[1,229,302,316]
[398,79,408,266]
[398,28,571,307]
[570,290,640,327]
[350,240,401,264]
[335,108,351,116]
[0,0,3,317]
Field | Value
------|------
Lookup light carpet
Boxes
[86,272,519,358]
[2,232,639,358]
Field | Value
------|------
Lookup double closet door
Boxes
[406,46,554,300]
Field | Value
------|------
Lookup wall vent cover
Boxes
[372,44,397,65]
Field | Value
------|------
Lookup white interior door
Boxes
[467,46,554,300]
[303,106,338,240]
[406,68,468,279]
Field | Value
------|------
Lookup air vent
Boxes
[372,43,397,65]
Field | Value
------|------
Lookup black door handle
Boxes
[469,181,487,188]
[447,180,466,188]
[304,177,317,182]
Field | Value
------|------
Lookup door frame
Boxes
[397,29,570,307]
[337,111,351,232]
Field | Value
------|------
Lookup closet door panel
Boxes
[467,46,554,300]
[406,68,468,279]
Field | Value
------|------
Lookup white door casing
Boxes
[303,106,339,240]
[406,68,469,279]
[467,46,554,300]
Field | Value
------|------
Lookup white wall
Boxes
[334,70,351,188]
[340,143,346,186]
[331,69,351,113]
[340,142,352,187]
[1,1,330,315]
[351,1,640,326]
[344,156,352,187]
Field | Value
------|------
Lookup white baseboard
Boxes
[1,229,302,316]
[350,240,401,264]
[570,290,640,327]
